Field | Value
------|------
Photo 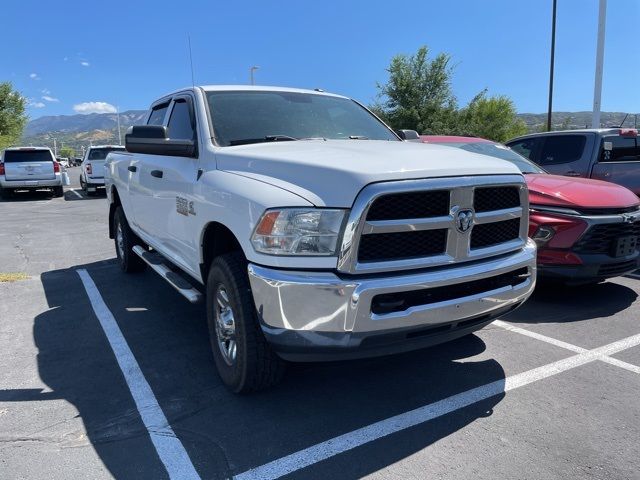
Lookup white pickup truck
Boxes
[105,85,537,392]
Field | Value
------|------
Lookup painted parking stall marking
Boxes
[493,320,640,374]
[77,269,200,480]
[235,327,640,480]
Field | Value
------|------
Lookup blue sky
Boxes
[2,0,638,119]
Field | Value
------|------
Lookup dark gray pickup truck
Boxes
[506,128,640,196]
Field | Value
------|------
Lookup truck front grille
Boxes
[338,176,528,273]
[474,186,520,212]
[471,218,521,249]
[574,221,640,255]
[358,229,447,262]
[366,190,450,220]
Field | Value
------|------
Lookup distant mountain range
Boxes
[21,110,638,154]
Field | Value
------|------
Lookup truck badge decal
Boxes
[455,209,474,233]
[176,197,196,216]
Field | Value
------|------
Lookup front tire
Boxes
[113,207,146,273]
[206,252,285,393]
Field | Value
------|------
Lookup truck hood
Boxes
[216,140,521,206]
[526,173,640,209]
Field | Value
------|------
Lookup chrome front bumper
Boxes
[248,240,537,361]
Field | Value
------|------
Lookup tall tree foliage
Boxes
[458,90,527,142]
[0,82,28,149]
[374,46,526,142]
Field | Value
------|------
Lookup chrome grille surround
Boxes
[337,175,529,274]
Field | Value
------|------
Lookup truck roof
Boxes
[509,128,637,142]
[161,85,349,100]
[88,145,125,149]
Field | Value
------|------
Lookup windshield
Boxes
[206,91,399,146]
[87,147,125,160]
[3,150,54,163]
[436,141,545,174]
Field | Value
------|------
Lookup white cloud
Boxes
[29,73,41,80]
[41,88,51,95]
[73,101,117,114]
[80,61,90,67]
[29,101,46,108]
[42,95,59,102]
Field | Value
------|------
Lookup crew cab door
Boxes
[135,95,201,272]
[591,133,640,196]
[509,134,594,178]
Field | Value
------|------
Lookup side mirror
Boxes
[396,129,420,141]
[125,125,196,157]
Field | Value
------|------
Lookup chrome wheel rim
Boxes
[214,285,237,366]
[116,223,125,259]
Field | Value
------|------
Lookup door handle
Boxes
[128,165,137,173]
[565,171,581,177]
[150,170,163,179]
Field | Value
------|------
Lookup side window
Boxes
[538,135,586,165]
[508,138,539,160]
[147,103,169,125]
[167,100,195,140]
[600,135,640,162]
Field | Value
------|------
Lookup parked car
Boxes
[505,128,640,195]
[0,147,64,199]
[105,85,536,392]
[79,145,125,195]
[56,157,70,168]
[422,136,640,284]
[73,157,83,167]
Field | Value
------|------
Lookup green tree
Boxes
[59,146,75,158]
[374,46,458,134]
[458,90,527,142]
[0,82,28,149]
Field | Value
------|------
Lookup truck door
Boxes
[138,96,200,273]
[590,133,640,196]
[129,101,170,238]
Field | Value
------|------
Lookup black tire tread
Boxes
[113,207,146,273]
[208,252,285,393]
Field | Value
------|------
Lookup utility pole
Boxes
[53,138,57,157]
[250,66,259,85]
[592,0,607,128]
[116,107,122,145]
[546,0,557,132]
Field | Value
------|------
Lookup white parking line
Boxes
[77,269,200,480]
[69,189,82,199]
[493,320,640,374]
[235,331,640,480]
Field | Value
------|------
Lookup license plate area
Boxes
[612,235,638,257]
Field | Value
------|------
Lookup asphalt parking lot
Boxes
[1,169,640,480]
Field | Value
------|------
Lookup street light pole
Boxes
[592,0,607,128]
[546,0,557,132]
[250,66,260,85]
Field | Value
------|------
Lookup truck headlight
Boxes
[251,208,346,256]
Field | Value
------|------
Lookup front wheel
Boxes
[113,207,146,273]
[206,252,286,393]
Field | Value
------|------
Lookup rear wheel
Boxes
[206,252,285,393]
[53,186,64,197]
[113,207,146,273]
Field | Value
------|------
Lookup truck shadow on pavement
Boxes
[504,280,637,324]
[33,261,507,479]
[0,190,55,202]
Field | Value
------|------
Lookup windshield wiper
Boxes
[228,135,298,146]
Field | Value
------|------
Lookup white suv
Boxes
[0,147,64,199]
[80,145,125,195]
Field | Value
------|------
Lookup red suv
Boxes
[422,136,640,285]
